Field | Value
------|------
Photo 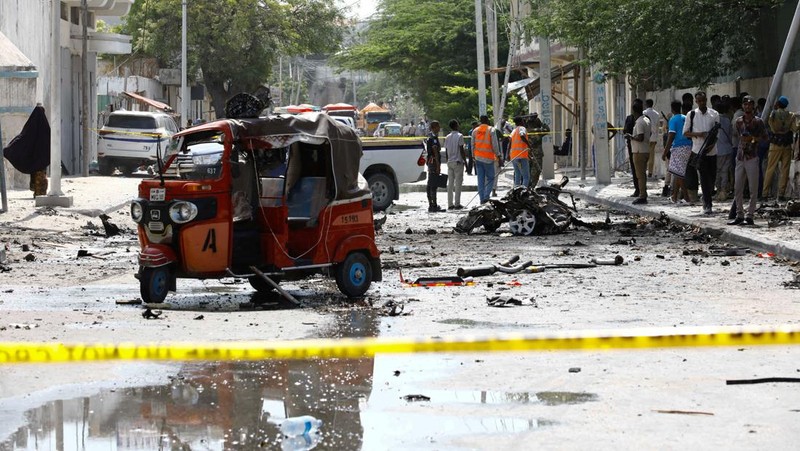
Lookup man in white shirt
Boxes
[683,91,721,215]
[628,101,651,204]
[643,99,660,178]
[444,119,466,209]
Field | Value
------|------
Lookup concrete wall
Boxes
[0,0,50,107]
[0,77,37,189]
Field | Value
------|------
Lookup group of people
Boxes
[424,113,550,212]
[634,91,799,225]
[402,120,430,137]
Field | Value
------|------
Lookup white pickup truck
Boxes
[359,137,427,211]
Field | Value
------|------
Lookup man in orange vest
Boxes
[509,116,530,187]
[470,115,501,203]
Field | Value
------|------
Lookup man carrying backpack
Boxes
[683,91,721,215]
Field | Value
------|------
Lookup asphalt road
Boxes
[1,179,800,449]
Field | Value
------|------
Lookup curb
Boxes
[564,187,800,262]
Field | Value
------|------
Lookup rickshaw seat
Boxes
[287,177,328,227]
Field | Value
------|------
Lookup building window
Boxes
[60,2,68,21]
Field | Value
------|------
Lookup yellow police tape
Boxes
[1,324,799,364]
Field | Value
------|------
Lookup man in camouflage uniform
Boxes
[526,113,550,187]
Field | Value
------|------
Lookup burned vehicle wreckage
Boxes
[455,178,598,235]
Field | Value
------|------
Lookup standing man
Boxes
[471,115,501,204]
[444,119,466,210]
[763,96,795,201]
[683,91,721,215]
[526,112,549,187]
[623,99,644,197]
[627,101,651,204]
[643,99,660,178]
[714,99,734,202]
[465,121,478,175]
[509,116,530,188]
[729,96,768,225]
[416,120,426,137]
[425,121,443,212]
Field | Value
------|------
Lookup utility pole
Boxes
[39,0,72,207]
[578,48,587,181]
[181,0,189,127]
[80,0,89,176]
[485,0,499,122]
[761,0,800,121]
[474,0,486,116]
[496,0,520,124]
[539,37,554,182]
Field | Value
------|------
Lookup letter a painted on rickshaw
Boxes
[202,229,217,252]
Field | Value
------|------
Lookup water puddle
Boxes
[1,311,577,450]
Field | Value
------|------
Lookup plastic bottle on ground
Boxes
[281,432,321,451]
[280,415,322,436]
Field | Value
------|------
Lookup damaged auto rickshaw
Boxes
[130,112,381,303]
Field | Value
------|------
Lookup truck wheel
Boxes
[335,252,372,298]
[98,159,114,176]
[367,172,395,211]
[140,267,170,303]
[248,275,282,293]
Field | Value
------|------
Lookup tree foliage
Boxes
[123,0,344,116]
[524,0,781,90]
[336,0,510,123]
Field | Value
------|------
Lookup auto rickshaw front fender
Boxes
[333,236,381,282]
[138,244,177,268]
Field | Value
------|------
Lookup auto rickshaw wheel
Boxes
[248,275,283,293]
[336,252,372,298]
[140,266,170,303]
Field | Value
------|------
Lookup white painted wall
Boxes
[0,0,51,106]
[97,75,164,101]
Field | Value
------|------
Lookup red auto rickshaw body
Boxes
[132,113,381,302]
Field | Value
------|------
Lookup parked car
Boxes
[97,110,180,176]
[360,137,426,211]
[373,121,403,137]
[383,122,403,137]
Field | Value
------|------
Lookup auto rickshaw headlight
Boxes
[131,201,144,223]
[169,201,198,224]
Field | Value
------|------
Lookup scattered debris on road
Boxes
[654,410,714,416]
[726,377,800,385]
[401,394,431,402]
[486,295,525,307]
[142,308,163,319]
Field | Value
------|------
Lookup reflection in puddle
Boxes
[1,311,577,450]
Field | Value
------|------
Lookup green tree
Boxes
[123,0,344,116]
[524,0,781,90]
[336,0,512,123]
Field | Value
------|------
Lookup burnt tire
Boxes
[367,172,395,211]
[140,267,170,303]
[248,275,282,293]
[335,252,372,298]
